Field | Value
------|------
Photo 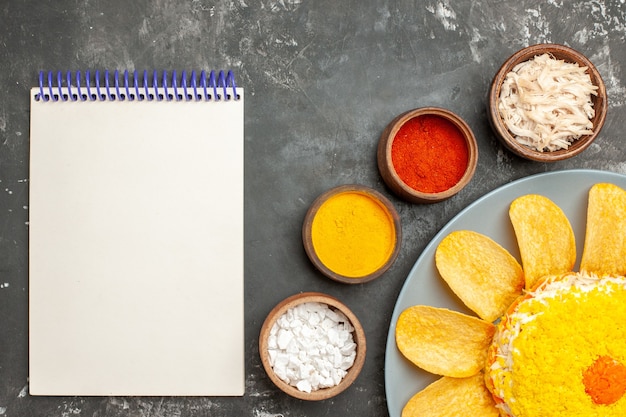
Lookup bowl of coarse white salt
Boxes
[259,292,366,400]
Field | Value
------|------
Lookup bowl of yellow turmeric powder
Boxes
[302,185,401,284]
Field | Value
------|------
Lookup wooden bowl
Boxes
[302,184,401,284]
[488,43,607,162]
[377,107,478,204]
[259,292,367,401]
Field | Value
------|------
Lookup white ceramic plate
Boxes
[384,169,626,417]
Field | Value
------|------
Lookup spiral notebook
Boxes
[28,70,244,396]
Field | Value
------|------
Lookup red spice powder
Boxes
[391,115,469,194]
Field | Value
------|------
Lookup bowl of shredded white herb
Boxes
[488,43,607,162]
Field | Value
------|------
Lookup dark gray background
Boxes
[2,1,625,416]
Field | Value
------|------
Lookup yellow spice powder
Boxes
[504,277,626,417]
[311,191,395,278]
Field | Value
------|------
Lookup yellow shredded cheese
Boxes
[498,53,598,152]
[488,272,626,417]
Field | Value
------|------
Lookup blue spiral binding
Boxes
[35,70,239,102]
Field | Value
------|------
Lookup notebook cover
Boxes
[28,80,244,396]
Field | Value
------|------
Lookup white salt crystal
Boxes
[309,372,321,387]
[337,329,350,343]
[296,379,312,393]
[341,352,357,370]
[327,327,339,344]
[276,328,294,350]
[340,342,356,355]
[331,369,344,386]
[273,352,290,368]
[308,312,321,326]
[286,339,299,354]
[325,308,341,322]
[321,317,335,330]
[300,324,313,339]
[268,349,277,365]
[333,349,342,368]
[289,355,302,370]
[268,333,279,348]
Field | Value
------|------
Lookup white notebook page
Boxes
[28,86,244,396]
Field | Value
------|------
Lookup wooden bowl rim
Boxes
[258,292,367,401]
[377,106,478,203]
[488,43,608,162]
[302,184,401,284]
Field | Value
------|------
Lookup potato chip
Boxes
[509,194,576,289]
[435,230,524,322]
[580,183,626,276]
[402,373,499,417]
[395,305,495,378]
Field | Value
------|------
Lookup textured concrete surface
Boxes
[2,1,626,416]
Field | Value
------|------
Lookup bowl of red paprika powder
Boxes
[377,107,478,204]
